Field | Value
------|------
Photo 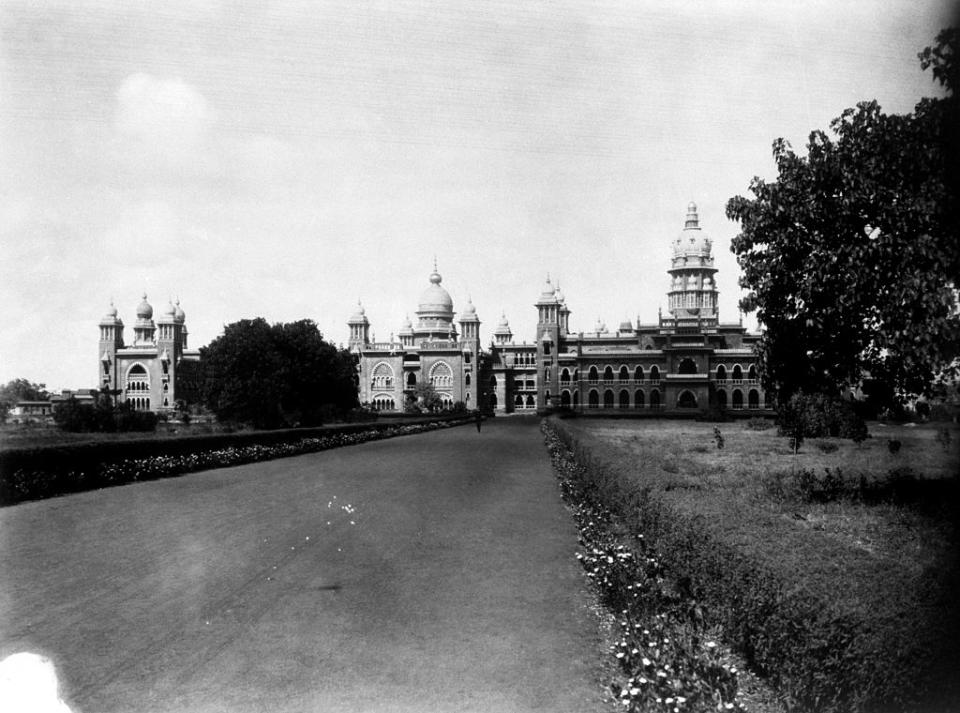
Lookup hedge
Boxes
[544,418,960,713]
[1,415,472,506]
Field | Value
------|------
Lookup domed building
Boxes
[351,263,482,412]
[98,294,201,413]
[350,203,771,416]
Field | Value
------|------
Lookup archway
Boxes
[677,390,697,408]
[650,389,660,408]
[603,389,614,408]
[588,390,599,408]
[635,366,644,381]
[603,366,614,382]
[678,358,697,375]
[619,389,630,408]
[715,364,727,381]
[732,389,743,409]
[748,389,760,409]
[649,365,660,381]
[561,390,571,407]
[618,366,629,381]
[716,389,727,409]
[635,389,645,408]
[732,365,743,381]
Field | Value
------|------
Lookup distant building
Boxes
[351,203,772,416]
[97,295,201,413]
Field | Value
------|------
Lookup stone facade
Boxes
[97,295,201,413]
[352,203,772,417]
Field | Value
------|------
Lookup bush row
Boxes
[543,418,956,713]
[1,416,471,506]
[543,422,747,713]
[762,465,960,507]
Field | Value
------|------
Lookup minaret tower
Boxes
[98,301,124,389]
[132,294,156,346]
[347,302,371,351]
[535,275,564,411]
[458,297,481,349]
[667,202,719,326]
[157,300,177,409]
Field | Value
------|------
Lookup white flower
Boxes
[642,657,651,667]
[706,641,717,648]
[630,687,640,696]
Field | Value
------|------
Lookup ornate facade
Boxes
[352,203,772,416]
[97,295,201,413]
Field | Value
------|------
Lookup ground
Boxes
[0,418,604,713]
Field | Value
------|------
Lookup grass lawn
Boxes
[561,417,960,702]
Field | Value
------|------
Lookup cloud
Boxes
[115,73,216,144]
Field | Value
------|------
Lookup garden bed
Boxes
[545,418,960,713]
[0,415,472,506]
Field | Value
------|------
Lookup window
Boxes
[372,362,395,389]
[619,366,629,381]
[679,358,697,374]
[716,365,727,381]
[619,389,629,408]
[635,389,645,408]
[465,373,471,386]
[649,365,660,381]
[604,366,614,381]
[430,361,452,388]
[603,389,614,408]
[677,390,697,408]
[588,366,599,383]
[588,389,599,408]
[126,363,149,397]
[748,389,760,408]
[634,366,644,381]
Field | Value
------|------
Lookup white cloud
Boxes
[115,73,215,143]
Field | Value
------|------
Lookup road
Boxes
[0,418,603,712]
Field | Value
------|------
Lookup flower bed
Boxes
[543,420,747,713]
[1,417,470,506]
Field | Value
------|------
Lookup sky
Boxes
[0,0,953,391]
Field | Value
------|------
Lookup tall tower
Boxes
[347,302,370,351]
[535,276,564,411]
[458,298,481,349]
[157,300,177,409]
[667,202,719,326]
[493,313,513,345]
[98,301,124,390]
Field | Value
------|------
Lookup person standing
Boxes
[475,409,482,433]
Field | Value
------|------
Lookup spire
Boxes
[685,201,699,229]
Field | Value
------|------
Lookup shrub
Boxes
[936,427,952,451]
[746,417,773,431]
[816,440,839,454]
[778,392,869,449]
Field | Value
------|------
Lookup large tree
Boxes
[0,378,50,422]
[200,318,358,428]
[726,29,959,401]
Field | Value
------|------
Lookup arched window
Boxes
[635,389,645,408]
[650,389,661,408]
[603,389,614,408]
[716,389,728,408]
[544,367,550,382]
[732,365,743,381]
[126,363,149,399]
[635,366,644,382]
[561,390,571,406]
[572,369,580,381]
[619,389,630,408]
[748,389,760,408]
[732,389,744,409]
[618,366,629,381]
[748,364,758,381]
[526,395,535,408]
[430,361,452,388]
[407,372,417,387]
[677,390,697,408]
[716,365,727,382]
[515,394,524,407]
[573,390,580,407]
[372,362,395,389]
[560,368,571,383]
[588,366,599,383]
[465,373,471,386]
[588,389,599,408]
[649,365,660,381]
[679,358,697,374]
[603,366,614,382]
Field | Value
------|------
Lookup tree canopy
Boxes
[726,29,960,401]
[0,379,50,422]
[199,318,358,429]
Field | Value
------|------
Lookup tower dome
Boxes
[136,294,153,320]
[539,275,555,300]
[159,299,176,322]
[672,202,713,258]
[418,264,453,314]
[174,299,186,323]
[349,301,367,322]
[100,300,121,325]
[462,297,477,317]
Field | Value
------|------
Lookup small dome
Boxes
[136,294,153,320]
[462,297,477,316]
[101,300,119,323]
[619,320,633,332]
[539,275,555,300]
[174,299,186,323]
[674,201,712,257]
[349,301,367,322]
[497,312,510,329]
[159,300,176,321]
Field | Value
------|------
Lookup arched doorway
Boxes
[588,390,599,408]
[603,389,614,408]
[561,390,571,407]
[677,390,697,408]
[619,389,630,408]
[678,358,697,374]
[732,389,743,409]
[716,389,728,409]
[650,389,660,408]
[748,389,760,409]
[635,389,645,408]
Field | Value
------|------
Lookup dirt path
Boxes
[0,418,603,712]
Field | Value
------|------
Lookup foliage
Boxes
[544,419,960,713]
[52,394,157,433]
[200,318,358,429]
[412,381,442,413]
[762,465,958,507]
[726,30,960,401]
[777,392,869,452]
[0,378,50,422]
[745,417,773,431]
[1,416,472,505]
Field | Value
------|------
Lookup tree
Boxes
[0,378,50,423]
[413,381,442,413]
[199,318,358,429]
[726,29,960,401]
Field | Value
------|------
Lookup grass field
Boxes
[560,417,960,706]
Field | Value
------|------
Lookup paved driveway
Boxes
[0,418,602,712]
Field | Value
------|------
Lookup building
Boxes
[351,203,772,417]
[97,295,201,413]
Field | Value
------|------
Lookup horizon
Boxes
[1,1,952,391]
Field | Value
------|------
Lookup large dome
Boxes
[672,202,713,257]
[136,294,153,320]
[418,268,453,313]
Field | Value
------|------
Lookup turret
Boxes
[98,300,124,389]
[667,202,718,325]
[347,301,370,351]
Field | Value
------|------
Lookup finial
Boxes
[685,201,699,229]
